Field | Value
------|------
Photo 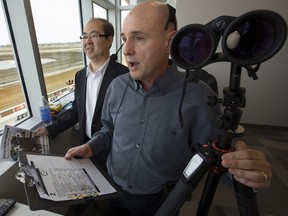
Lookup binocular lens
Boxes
[171,10,286,69]
[223,10,287,65]
[171,24,216,69]
[226,20,274,61]
[178,31,212,66]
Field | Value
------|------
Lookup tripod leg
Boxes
[156,178,196,216]
[156,153,213,216]
[196,172,221,216]
[233,178,260,216]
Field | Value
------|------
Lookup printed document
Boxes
[0,125,49,161]
[26,154,116,201]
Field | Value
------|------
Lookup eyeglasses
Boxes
[80,32,109,40]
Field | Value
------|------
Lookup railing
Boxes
[0,84,75,132]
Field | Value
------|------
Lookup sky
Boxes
[0,3,9,46]
[0,0,106,46]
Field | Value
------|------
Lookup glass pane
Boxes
[121,0,130,6]
[30,0,83,102]
[120,0,144,5]
[0,6,29,133]
[121,0,167,5]
[93,3,107,19]
[120,10,130,65]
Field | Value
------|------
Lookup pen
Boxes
[30,160,49,196]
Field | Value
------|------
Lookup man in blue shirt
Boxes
[65,2,272,215]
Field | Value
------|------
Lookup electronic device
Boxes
[0,198,15,216]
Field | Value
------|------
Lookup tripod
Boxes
[155,63,259,216]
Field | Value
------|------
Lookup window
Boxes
[120,0,146,6]
[93,3,107,19]
[120,0,129,6]
[120,10,129,65]
[30,0,83,102]
[0,4,29,133]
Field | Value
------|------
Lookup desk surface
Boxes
[0,126,80,215]
[7,202,62,216]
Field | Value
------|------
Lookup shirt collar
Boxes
[132,60,179,95]
[86,57,110,77]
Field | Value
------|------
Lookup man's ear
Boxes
[166,30,177,53]
[107,36,114,48]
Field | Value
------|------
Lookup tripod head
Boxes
[208,64,245,130]
[170,9,287,149]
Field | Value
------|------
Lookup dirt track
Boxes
[0,69,79,111]
[0,44,82,112]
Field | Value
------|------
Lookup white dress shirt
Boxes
[85,59,109,138]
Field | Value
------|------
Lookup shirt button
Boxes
[140,119,145,124]
[136,143,140,148]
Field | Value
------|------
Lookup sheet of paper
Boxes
[26,154,116,201]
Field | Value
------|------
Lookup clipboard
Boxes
[18,151,121,211]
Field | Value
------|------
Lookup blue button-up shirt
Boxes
[88,63,221,194]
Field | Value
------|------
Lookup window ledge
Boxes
[17,116,42,130]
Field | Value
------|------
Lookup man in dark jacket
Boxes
[35,18,128,170]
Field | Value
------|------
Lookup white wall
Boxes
[176,0,288,127]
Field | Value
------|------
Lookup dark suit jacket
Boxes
[46,59,128,168]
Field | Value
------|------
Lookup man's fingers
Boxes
[234,140,247,151]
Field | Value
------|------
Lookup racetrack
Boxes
[0,69,79,111]
[0,44,83,112]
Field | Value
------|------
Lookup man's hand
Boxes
[34,127,49,137]
[221,140,272,189]
[65,144,93,160]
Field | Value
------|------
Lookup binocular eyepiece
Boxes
[170,10,287,70]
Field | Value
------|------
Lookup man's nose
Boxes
[122,40,135,56]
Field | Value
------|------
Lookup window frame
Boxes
[2,0,46,129]
[0,0,91,130]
